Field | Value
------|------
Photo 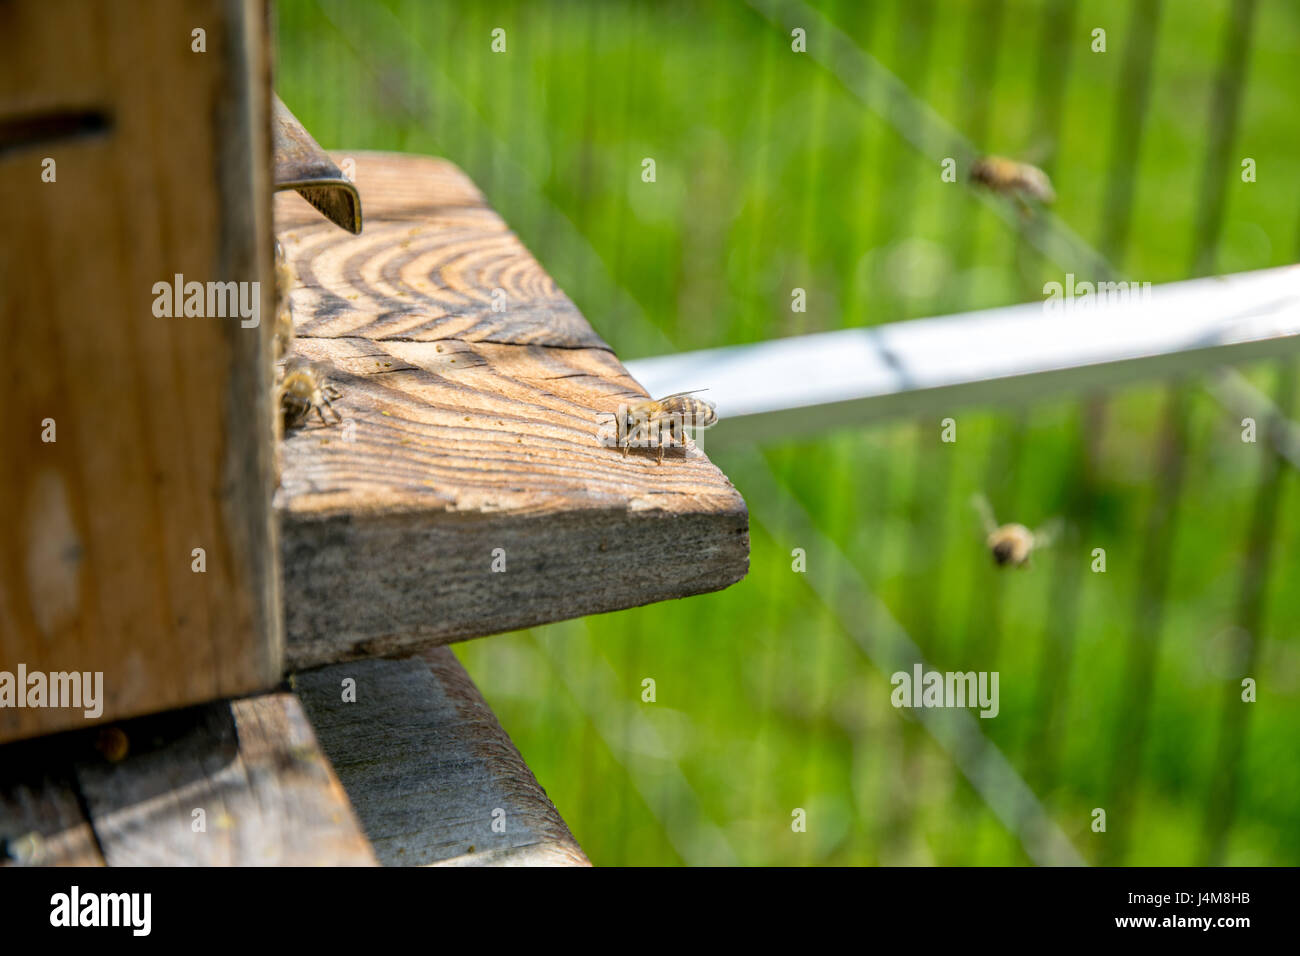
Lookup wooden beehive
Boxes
[0,0,281,742]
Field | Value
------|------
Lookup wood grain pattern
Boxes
[294,651,588,866]
[0,0,281,743]
[276,153,609,349]
[275,153,749,666]
[71,694,375,866]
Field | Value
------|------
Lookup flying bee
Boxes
[279,356,342,429]
[969,156,1056,206]
[971,493,1061,568]
[619,390,717,464]
[273,238,295,361]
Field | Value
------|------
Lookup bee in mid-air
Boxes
[969,156,1056,207]
[620,390,717,464]
[971,493,1061,568]
[279,356,342,429]
[273,238,295,361]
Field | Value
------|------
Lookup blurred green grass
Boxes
[276,0,1300,864]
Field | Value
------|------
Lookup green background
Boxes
[276,0,1300,865]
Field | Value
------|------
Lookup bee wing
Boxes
[653,389,711,402]
[1021,139,1056,168]
[1033,517,1064,548]
[1022,166,1056,203]
[655,390,717,421]
[970,493,998,536]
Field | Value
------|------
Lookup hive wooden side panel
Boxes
[0,0,281,742]
[294,651,588,866]
[275,152,750,666]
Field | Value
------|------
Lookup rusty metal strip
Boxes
[272,95,362,234]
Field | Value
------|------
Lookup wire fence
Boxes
[279,0,1300,865]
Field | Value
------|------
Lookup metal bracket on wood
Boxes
[272,95,362,234]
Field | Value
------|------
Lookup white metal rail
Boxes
[626,266,1300,445]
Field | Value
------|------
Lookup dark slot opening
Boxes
[0,109,111,155]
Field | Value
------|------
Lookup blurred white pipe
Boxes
[626,265,1300,445]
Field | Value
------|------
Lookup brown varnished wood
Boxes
[0,0,280,743]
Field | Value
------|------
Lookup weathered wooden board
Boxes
[69,693,375,866]
[294,650,589,866]
[0,691,375,867]
[0,0,281,742]
[275,153,748,666]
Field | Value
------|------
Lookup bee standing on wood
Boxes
[273,238,295,361]
[969,156,1056,208]
[279,356,342,429]
[971,493,1061,568]
[620,390,717,464]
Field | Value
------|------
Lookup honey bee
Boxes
[273,238,295,361]
[279,356,342,429]
[619,390,717,464]
[94,726,129,763]
[971,493,1060,568]
[969,156,1056,205]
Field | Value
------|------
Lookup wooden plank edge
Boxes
[283,505,748,669]
[294,651,590,866]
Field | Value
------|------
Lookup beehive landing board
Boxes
[274,152,749,667]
